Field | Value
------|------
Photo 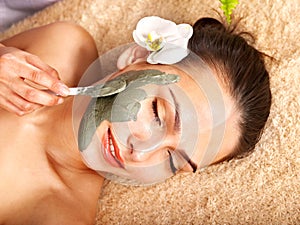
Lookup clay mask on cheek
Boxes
[73,43,226,186]
[78,69,180,151]
[108,82,200,185]
[76,69,187,185]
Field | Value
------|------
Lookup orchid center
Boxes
[145,31,165,51]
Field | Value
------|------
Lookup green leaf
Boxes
[219,0,239,25]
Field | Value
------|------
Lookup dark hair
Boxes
[188,17,272,160]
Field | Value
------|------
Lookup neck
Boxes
[45,97,95,175]
[0,97,104,224]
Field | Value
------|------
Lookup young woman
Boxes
[0,17,271,224]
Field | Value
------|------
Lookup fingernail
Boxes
[17,111,25,116]
[57,98,64,104]
[58,83,70,96]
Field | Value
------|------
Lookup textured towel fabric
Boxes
[0,0,299,224]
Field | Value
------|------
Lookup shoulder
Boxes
[36,21,99,87]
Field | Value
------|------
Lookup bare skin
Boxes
[0,21,240,225]
[0,22,103,225]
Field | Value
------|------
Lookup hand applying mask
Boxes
[0,43,69,116]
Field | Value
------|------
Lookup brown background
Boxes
[1,0,299,224]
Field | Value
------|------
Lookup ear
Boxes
[117,44,149,70]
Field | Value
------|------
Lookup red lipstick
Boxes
[102,128,124,168]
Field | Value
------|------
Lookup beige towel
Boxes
[1,0,299,224]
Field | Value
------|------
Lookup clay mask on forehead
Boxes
[78,67,202,185]
[78,69,180,151]
[76,68,197,185]
[73,43,226,185]
[77,72,202,185]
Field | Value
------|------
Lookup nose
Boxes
[127,119,166,157]
[127,124,174,162]
[129,147,149,162]
[127,119,153,141]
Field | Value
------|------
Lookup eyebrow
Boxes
[168,88,198,173]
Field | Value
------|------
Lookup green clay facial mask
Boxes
[75,66,196,185]
[78,69,180,151]
[72,43,226,186]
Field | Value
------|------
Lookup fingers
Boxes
[25,54,60,79]
[23,54,70,96]
[10,78,65,107]
[0,97,28,116]
[0,86,42,116]
[0,46,69,115]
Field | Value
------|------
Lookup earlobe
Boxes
[117,44,149,70]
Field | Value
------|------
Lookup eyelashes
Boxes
[152,98,162,126]
[152,98,176,174]
[152,98,179,174]
[168,150,177,174]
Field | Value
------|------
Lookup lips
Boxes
[102,128,124,168]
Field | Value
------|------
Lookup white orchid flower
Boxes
[117,16,193,70]
[133,16,193,65]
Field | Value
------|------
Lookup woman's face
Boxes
[79,62,240,185]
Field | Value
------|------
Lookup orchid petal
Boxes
[136,16,178,37]
[168,37,189,50]
[147,44,189,64]
[177,24,193,39]
[128,16,193,66]
[133,30,147,48]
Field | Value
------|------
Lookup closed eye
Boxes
[152,98,162,126]
[168,150,177,174]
